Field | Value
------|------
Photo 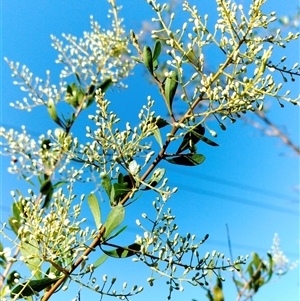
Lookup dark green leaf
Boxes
[177,124,218,154]
[88,193,102,228]
[42,186,53,209]
[165,154,205,166]
[75,72,81,84]
[143,46,153,74]
[41,139,51,150]
[118,173,124,184]
[152,40,161,62]
[87,84,95,96]
[40,179,52,195]
[156,117,169,128]
[102,243,141,258]
[6,270,20,288]
[165,70,178,113]
[98,78,113,94]
[110,182,131,205]
[112,183,131,198]
[103,204,125,240]
[266,253,273,282]
[200,136,219,147]
[11,277,59,298]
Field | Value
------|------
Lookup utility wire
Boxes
[169,167,299,203]
[175,182,299,216]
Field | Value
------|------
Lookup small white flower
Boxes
[129,160,140,175]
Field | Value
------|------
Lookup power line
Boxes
[174,182,299,216]
[169,168,299,203]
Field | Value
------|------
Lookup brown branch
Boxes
[42,226,106,301]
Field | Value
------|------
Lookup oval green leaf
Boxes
[93,254,108,269]
[165,154,205,166]
[9,217,21,236]
[47,98,62,126]
[88,193,102,229]
[20,236,42,279]
[102,243,141,258]
[11,277,59,298]
[143,46,153,75]
[165,70,178,113]
[152,40,161,62]
[103,204,125,240]
[40,179,52,195]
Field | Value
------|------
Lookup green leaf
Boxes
[266,253,274,282]
[9,217,21,236]
[165,70,178,113]
[176,123,218,154]
[156,117,169,128]
[118,173,124,184]
[143,46,153,75]
[110,182,131,205]
[47,98,62,127]
[20,236,42,279]
[93,254,108,269]
[75,72,81,84]
[153,127,163,148]
[104,225,127,241]
[213,286,224,301]
[103,204,125,240]
[52,180,68,190]
[11,277,59,298]
[200,135,219,147]
[40,179,52,195]
[12,202,23,222]
[131,56,143,63]
[101,174,112,199]
[247,263,254,278]
[165,154,205,166]
[42,186,53,209]
[144,168,165,190]
[88,193,102,229]
[252,253,261,269]
[21,174,36,186]
[98,78,113,94]
[233,278,244,288]
[152,40,161,71]
[65,83,79,107]
[102,243,141,258]
[152,40,161,62]
[6,270,20,288]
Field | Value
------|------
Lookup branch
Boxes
[243,110,300,155]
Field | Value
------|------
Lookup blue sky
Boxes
[1,1,299,301]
